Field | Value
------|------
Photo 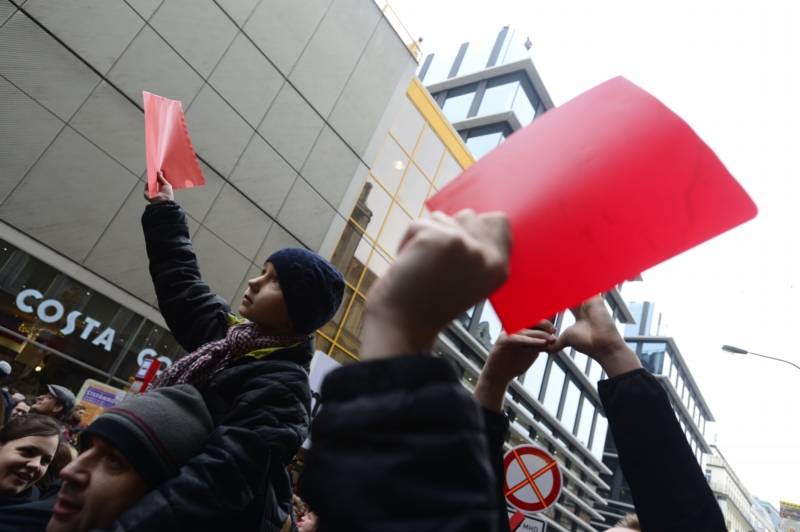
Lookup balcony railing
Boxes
[709,482,753,525]
[372,0,423,62]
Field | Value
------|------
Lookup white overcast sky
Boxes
[391,0,800,508]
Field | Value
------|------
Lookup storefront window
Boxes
[0,240,184,396]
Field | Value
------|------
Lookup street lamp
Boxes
[721,345,800,372]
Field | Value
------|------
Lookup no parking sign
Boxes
[503,444,562,514]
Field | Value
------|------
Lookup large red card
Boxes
[427,76,757,333]
[143,92,205,198]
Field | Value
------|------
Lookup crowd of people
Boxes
[0,172,728,531]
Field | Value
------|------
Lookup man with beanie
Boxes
[0,385,213,532]
[113,174,345,531]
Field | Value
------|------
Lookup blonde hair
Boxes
[615,514,641,530]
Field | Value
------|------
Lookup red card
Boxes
[143,91,205,198]
[427,76,757,333]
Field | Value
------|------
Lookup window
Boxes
[397,163,431,217]
[351,178,392,239]
[475,300,503,347]
[478,79,520,116]
[377,204,413,257]
[663,350,673,378]
[371,137,409,195]
[705,469,712,483]
[441,85,477,122]
[434,152,462,188]
[542,362,566,416]
[641,342,667,373]
[576,397,595,446]
[523,352,547,400]
[591,413,608,461]
[465,125,507,159]
[560,381,581,432]
[413,127,445,179]
[389,97,425,154]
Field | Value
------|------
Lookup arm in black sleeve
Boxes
[483,408,511,532]
[105,361,311,531]
[304,355,499,532]
[142,201,230,351]
[598,368,726,532]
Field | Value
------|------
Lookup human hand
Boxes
[143,172,174,203]
[474,320,556,412]
[545,296,641,378]
[360,210,511,361]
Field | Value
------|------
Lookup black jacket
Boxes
[599,368,726,531]
[106,201,312,532]
[304,357,726,532]
[0,481,59,532]
[1,389,13,424]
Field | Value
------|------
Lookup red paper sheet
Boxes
[143,92,205,198]
[427,76,757,333]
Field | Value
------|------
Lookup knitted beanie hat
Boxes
[266,248,345,335]
[81,385,213,490]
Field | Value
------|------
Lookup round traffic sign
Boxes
[503,444,563,513]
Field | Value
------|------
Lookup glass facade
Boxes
[465,125,508,160]
[0,239,184,397]
[319,87,469,364]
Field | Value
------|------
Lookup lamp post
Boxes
[721,345,800,372]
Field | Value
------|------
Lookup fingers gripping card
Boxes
[426,76,757,333]
[144,92,206,198]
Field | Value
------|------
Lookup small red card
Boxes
[427,76,757,333]
[143,91,205,198]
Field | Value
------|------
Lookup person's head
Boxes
[0,414,61,496]
[32,385,75,422]
[11,399,32,419]
[0,360,11,381]
[68,427,85,450]
[239,248,345,335]
[298,511,318,532]
[47,384,213,532]
[608,513,641,532]
[68,404,86,425]
[36,441,76,492]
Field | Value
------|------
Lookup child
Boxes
[113,173,344,531]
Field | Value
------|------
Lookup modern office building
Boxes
[594,301,716,529]
[0,0,419,390]
[316,26,643,531]
[417,26,554,160]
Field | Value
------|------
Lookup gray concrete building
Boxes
[0,0,418,392]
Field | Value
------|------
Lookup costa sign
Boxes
[15,289,172,368]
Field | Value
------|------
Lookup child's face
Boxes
[239,262,293,334]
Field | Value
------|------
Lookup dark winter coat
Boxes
[303,356,726,532]
[106,201,312,532]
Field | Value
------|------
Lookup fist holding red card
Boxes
[143,92,206,199]
[427,76,757,334]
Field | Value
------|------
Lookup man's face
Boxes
[239,262,293,334]
[298,512,318,532]
[10,402,30,419]
[31,393,63,419]
[46,435,148,532]
[70,408,85,424]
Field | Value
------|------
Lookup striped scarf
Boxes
[149,321,311,390]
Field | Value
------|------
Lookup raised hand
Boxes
[361,210,512,361]
[474,320,556,413]
[545,296,641,378]
[143,171,175,203]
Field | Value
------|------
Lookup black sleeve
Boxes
[483,408,511,532]
[598,368,726,532]
[304,355,499,532]
[105,363,311,532]
[142,201,230,352]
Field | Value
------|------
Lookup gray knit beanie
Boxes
[266,248,345,334]
[81,385,213,490]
